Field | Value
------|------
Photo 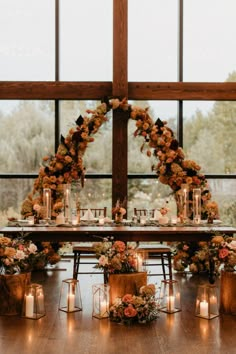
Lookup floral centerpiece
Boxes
[112,198,127,223]
[109,284,159,324]
[173,235,236,274]
[0,236,61,275]
[210,235,236,272]
[93,239,138,274]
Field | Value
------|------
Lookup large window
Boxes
[0,0,236,225]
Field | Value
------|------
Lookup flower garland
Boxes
[21,97,218,220]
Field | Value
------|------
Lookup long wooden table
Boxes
[1,224,236,242]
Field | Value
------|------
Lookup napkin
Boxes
[154,209,161,220]
[80,209,95,221]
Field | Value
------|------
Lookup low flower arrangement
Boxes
[93,239,138,274]
[173,235,236,274]
[109,284,159,324]
[0,236,61,275]
[112,199,127,218]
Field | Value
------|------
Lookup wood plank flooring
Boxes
[0,258,235,354]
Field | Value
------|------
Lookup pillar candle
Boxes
[200,300,209,317]
[25,294,34,317]
[167,295,175,312]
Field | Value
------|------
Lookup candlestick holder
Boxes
[195,284,219,319]
[43,188,51,224]
[22,283,45,319]
[92,284,110,319]
[159,279,181,314]
[59,278,82,313]
[193,188,201,224]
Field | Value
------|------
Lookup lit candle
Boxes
[37,291,44,313]
[200,300,209,317]
[137,255,143,272]
[167,295,175,312]
[25,294,34,317]
[64,186,70,222]
[100,300,107,317]
[45,192,49,219]
[210,295,218,313]
[67,292,75,312]
[195,195,199,216]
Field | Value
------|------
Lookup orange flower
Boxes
[124,305,137,318]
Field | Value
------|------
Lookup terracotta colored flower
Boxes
[122,294,134,303]
[124,305,137,318]
[219,248,229,259]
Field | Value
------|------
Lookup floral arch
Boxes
[21,97,218,220]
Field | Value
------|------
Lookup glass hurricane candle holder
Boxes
[22,283,45,319]
[159,279,181,314]
[92,284,110,319]
[59,278,82,313]
[195,284,219,320]
[193,188,201,224]
[43,188,51,224]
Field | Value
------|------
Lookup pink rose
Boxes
[122,294,133,303]
[124,305,137,318]
[219,248,229,259]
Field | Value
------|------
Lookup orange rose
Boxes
[124,305,137,318]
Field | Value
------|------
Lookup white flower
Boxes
[15,250,27,260]
[99,255,108,267]
[228,240,236,251]
[28,243,38,254]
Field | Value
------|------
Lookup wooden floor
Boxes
[0,258,235,354]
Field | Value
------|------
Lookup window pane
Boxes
[0,0,55,80]
[128,179,177,217]
[183,101,236,174]
[60,100,112,174]
[128,100,177,173]
[208,179,236,224]
[60,0,112,81]
[184,0,236,82]
[78,179,112,217]
[128,0,178,81]
[128,178,236,225]
[0,100,55,173]
[0,178,34,226]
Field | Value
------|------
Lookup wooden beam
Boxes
[113,0,128,98]
[0,81,112,99]
[128,82,236,100]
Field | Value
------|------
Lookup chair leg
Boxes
[167,253,172,280]
[161,254,166,280]
[73,251,81,279]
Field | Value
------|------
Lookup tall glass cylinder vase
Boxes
[193,188,201,224]
[176,184,189,224]
[70,182,81,225]
[43,188,51,224]
[64,184,71,224]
